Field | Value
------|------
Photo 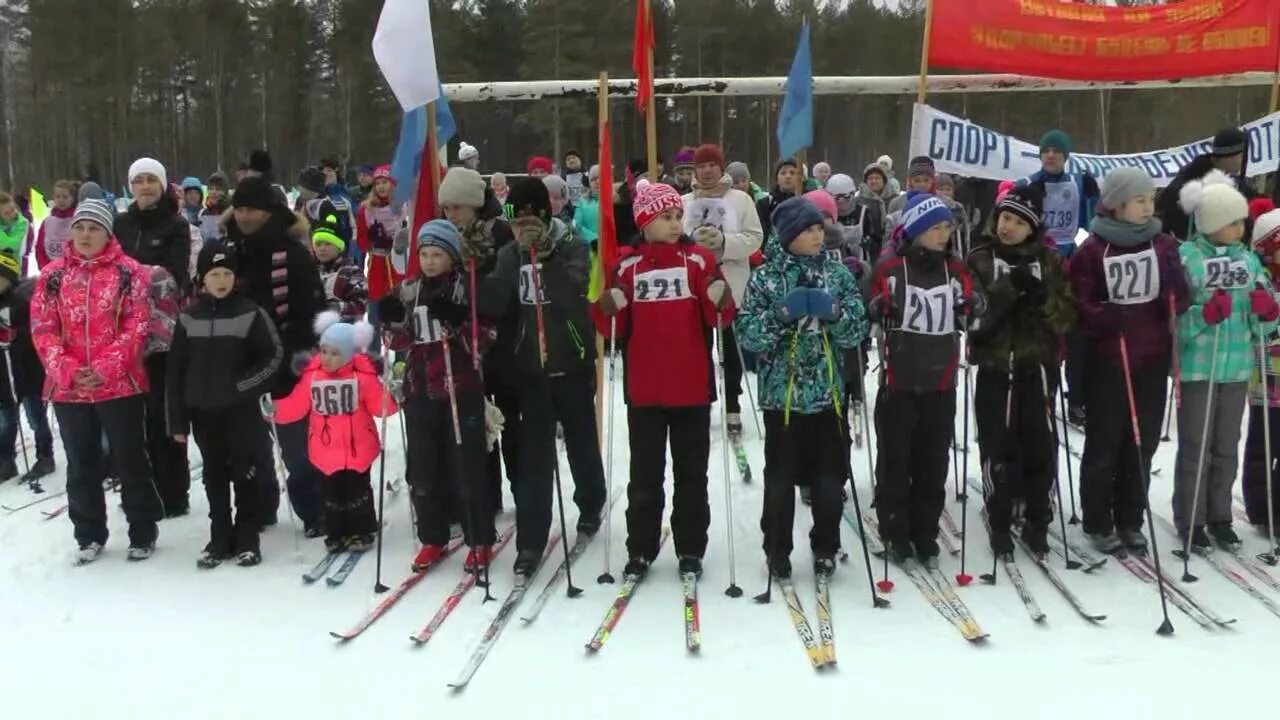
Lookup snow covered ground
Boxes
[1,370,1276,720]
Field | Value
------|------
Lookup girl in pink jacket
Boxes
[31,199,161,564]
[273,311,397,552]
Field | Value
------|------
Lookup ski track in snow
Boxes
[0,376,1273,718]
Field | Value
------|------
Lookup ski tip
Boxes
[328,631,352,641]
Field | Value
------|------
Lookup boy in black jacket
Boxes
[491,179,607,577]
[0,251,53,485]
[168,245,284,568]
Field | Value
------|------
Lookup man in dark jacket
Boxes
[1158,126,1256,241]
[223,175,328,534]
[489,179,606,577]
[167,245,283,565]
[115,157,194,516]
[756,158,804,244]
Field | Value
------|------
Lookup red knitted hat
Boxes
[632,180,684,231]
[693,144,725,169]
[526,156,554,175]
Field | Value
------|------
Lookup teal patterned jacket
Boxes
[1177,235,1277,383]
[738,251,868,416]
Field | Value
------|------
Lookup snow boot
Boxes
[74,542,104,566]
[919,554,940,571]
[989,530,1015,559]
[1021,523,1050,558]
[513,549,541,577]
[127,543,155,562]
[576,511,602,537]
[768,555,793,580]
[236,550,262,567]
[345,534,375,553]
[20,456,53,483]
[0,459,18,483]
[915,537,940,564]
[726,412,743,438]
[1117,528,1148,553]
[623,556,651,579]
[324,536,347,554]
[678,555,703,578]
[813,555,836,578]
[887,538,914,564]
[1087,532,1123,555]
[411,544,446,571]
[1207,523,1241,551]
[197,546,231,569]
[1181,526,1212,554]
[464,546,494,572]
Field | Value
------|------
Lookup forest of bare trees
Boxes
[0,0,1273,194]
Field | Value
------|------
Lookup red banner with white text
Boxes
[929,0,1280,81]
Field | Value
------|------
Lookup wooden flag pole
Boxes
[917,0,934,106]
[596,71,609,447]
[796,149,807,197]
[645,0,659,180]
[426,101,441,204]
[1270,37,1280,113]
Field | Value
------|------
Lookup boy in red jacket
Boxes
[272,312,397,553]
[594,180,735,579]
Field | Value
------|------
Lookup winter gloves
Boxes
[692,226,725,257]
[378,295,408,325]
[1202,289,1232,325]
[427,297,468,327]
[460,219,496,263]
[1008,265,1047,305]
[1250,284,1280,321]
[778,288,839,323]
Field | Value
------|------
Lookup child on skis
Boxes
[737,197,868,579]
[594,180,735,579]
[379,220,498,573]
[1173,170,1278,552]
[492,178,606,578]
[270,312,397,553]
[1069,167,1189,554]
[1243,209,1280,527]
[965,186,1076,558]
[313,217,368,324]
[867,193,979,567]
[167,245,283,568]
[35,180,77,270]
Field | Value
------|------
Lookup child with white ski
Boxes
[965,186,1076,558]
[1069,167,1189,554]
[594,180,735,579]
[167,245,283,568]
[867,193,978,567]
[492,178,606,577]
[270,313,397,554]
[380,220,498,573]
[737,197,867,579]
[1173,171,1278,551]
[1243,209,1280,526]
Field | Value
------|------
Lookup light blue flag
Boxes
[776,21,813,161]
[390,85,457,207]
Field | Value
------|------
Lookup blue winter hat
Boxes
[770,197,825,251]
[417,218,462,265]
[901,192,953,242]
[181,176,203,191]
[316,314,374,365]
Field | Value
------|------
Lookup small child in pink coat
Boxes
[274,311,398,552]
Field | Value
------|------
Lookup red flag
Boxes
[597,120,617,287]
[407,132,441,280]
[632,0,653,113]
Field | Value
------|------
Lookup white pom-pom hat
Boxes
[1179,169,1248,236]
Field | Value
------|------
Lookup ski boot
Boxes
[1087,532,1124,555]
[887,538,914,564]
[1021,523,1050,559]
[197,546,232,569]
[916,538,941,570]
[813,555,836,578]
[678,555,703,579]
[324,536,347,554]
[464,546,494,572]
[726,412,743,438]
[127,543,156,562]
[990,530,1015,559]
[412,544,446,571]
[513,549,541,578]
[22,456,55,483]
[345,534,376,552]
[1117,528,1147,553]
[1207,523,1242,552]
[0,458,18,483]
[74,542,104,566]
[768,555,793,580]
[576,511,602,537]
[623,556,651,579]
[1179,526,1212,555]
[236,550,263,567]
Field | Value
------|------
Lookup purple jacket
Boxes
[1068,231,1189,370]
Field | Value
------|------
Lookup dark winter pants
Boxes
[1079,352,1167,536]
[1172,381,1247,534]
[874,388,955,554]
[760,409,846,561]
[323,469,378,544]
[191,404,267,554]
[974,365,1057,537]
[626,405,711,561]
[1243,404,1280,525]
[1064,331,1088,413]
[144,353,191,513]
[405,392,495,547]
[55,396,161,548]
[277,418,325,533]
[0,394,52,463]
[722,324,743,414]
[516,371,606,553]
[485,379,521,513]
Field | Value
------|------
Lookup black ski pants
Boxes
[485,378,521,513]
[974,364,1057,537]
[1243,404,1280,525]
[144,353,191,513]
[874,387,955,552]
[323,468,378,544]
[191,403,268,554]
[626,405,711,561]
[404,391,495,547]
[760,408,846,561]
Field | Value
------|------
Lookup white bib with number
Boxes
[1202,256,1251,290]
[1103,248,1159,306]
[411,306,444,345]
[903,284,954,336]
[310,378,358,416]
[634,266,692,303]
[518,264,548,306]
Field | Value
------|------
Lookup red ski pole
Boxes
[468,258,481,372]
